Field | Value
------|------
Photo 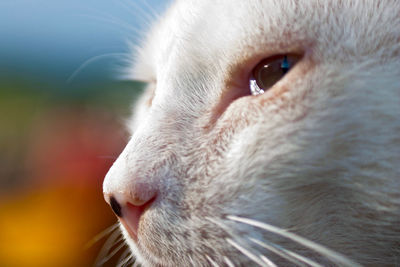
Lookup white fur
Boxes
[103,0,400,266]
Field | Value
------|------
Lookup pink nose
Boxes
[106,192,157,241]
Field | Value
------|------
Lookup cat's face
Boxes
[103,0,400,266]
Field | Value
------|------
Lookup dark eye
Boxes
[249,55,300,96]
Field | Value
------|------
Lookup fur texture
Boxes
[103,0,400,266]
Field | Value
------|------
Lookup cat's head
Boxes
[103,0,400,266]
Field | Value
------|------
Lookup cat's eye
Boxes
[249,55,300,96]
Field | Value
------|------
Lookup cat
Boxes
[103,0,400,266]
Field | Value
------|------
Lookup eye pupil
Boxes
[250,54,300,96]
[281,55,290,74]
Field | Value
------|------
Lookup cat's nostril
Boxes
[104,189,157,240]
[103,165,159,240]
[110,196,122,217]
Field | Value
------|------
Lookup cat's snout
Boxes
[103,131,172,242]
[103,146,160,241]
[104,189,157,218]
[104,189,157,241]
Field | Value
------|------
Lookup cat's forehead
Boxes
[133,0,397,97]
[137,0,307,79]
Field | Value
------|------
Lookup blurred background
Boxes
[0,0,168,266]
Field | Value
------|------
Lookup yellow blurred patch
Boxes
[0,184,114,267]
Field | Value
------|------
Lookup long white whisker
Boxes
[206,217,237,237]
[84,223,119,250]
[116,247,133,267]
[95,227,123,266]
[73,11,141,36]
[115,0,158,25]
[117,256,133,267]
[229,216,362,267]
[138,0,162,21]
[97,241,126,266]
[223,256,235,267]
[226,238,269,267]
[207,217,272,266]
[67,53,128,83]
[250,237,316,267]
[259,255,278,267]
[207,217,278,267]
[206,255,220,267]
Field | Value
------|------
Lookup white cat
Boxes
[103,0,400,266]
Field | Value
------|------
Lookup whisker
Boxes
[114,0,158,25]
[206,217,237,236]
[207,217,269,266]
[259,255,278,267]
[97,240,127,266]
[137,0,162,21]
[95,226,123,266]
[229,216,362,267]
[226,238,269,267]
[117,257,133,267]
[116,247,133,267]
[67,53,128,83]
[250,237,313,267]
[73,11,141,36]
[223,256,235,267]
[84,223,119,250]
[205,255,220,267]
[207,217,276,267]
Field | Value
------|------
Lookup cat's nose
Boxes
[103,146,159,240]
[103,146,159,216]
[104,190,157,218]
[104,190,157,240]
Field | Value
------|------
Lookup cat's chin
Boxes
[120,216,150,249]
[121,225,154,266]
[120,214,168,266]
[124,237,169,267]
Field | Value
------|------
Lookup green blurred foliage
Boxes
[0,70,145,266]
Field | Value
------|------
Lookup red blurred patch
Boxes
[0,104,129,266]
[26,106,127,186]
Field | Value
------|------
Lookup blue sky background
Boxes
[0,0,169,84]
